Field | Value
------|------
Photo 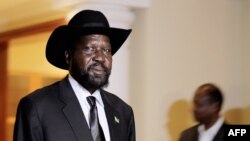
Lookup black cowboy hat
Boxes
[46,10,132,70]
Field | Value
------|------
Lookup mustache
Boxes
[87,62,110,73]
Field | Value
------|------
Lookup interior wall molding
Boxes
[0,42,8,141]
[0,18,66,43]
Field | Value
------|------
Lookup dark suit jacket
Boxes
[14,77,135,141]
[179,123,227,141]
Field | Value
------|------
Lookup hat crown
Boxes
[68,10,110,28]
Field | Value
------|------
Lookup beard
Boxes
[70,61,111,90]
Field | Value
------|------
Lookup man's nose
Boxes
[92,49,105,62]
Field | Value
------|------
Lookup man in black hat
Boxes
[14,10,135,141]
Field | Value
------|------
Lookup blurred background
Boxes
[0,0,249,141]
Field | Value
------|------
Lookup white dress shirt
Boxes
[198,117,224,141]
[68,75,110,141]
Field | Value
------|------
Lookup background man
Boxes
[179,83,227,141]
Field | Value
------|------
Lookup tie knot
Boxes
[87,96,96,108]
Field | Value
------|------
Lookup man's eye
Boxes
[83,47,95,53]
[103,48,112,54]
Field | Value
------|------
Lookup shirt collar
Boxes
[68,74,104,107]
[198,117,224,135]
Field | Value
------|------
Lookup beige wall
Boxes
[242,0,250,123]
[130,0,249,141]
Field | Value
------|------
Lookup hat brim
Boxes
[46,25,132,70]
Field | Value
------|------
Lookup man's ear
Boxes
[65,50,71,65]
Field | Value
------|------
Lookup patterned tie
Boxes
[87,96,105,141]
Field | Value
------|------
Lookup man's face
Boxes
[192,91,215,124]
[67,34,112,92]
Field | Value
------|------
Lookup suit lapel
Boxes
[101,90,121,141]
[212,123,225,141]
[190,125,199,141]
[193,127,199,141]
[59,78,93,141]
